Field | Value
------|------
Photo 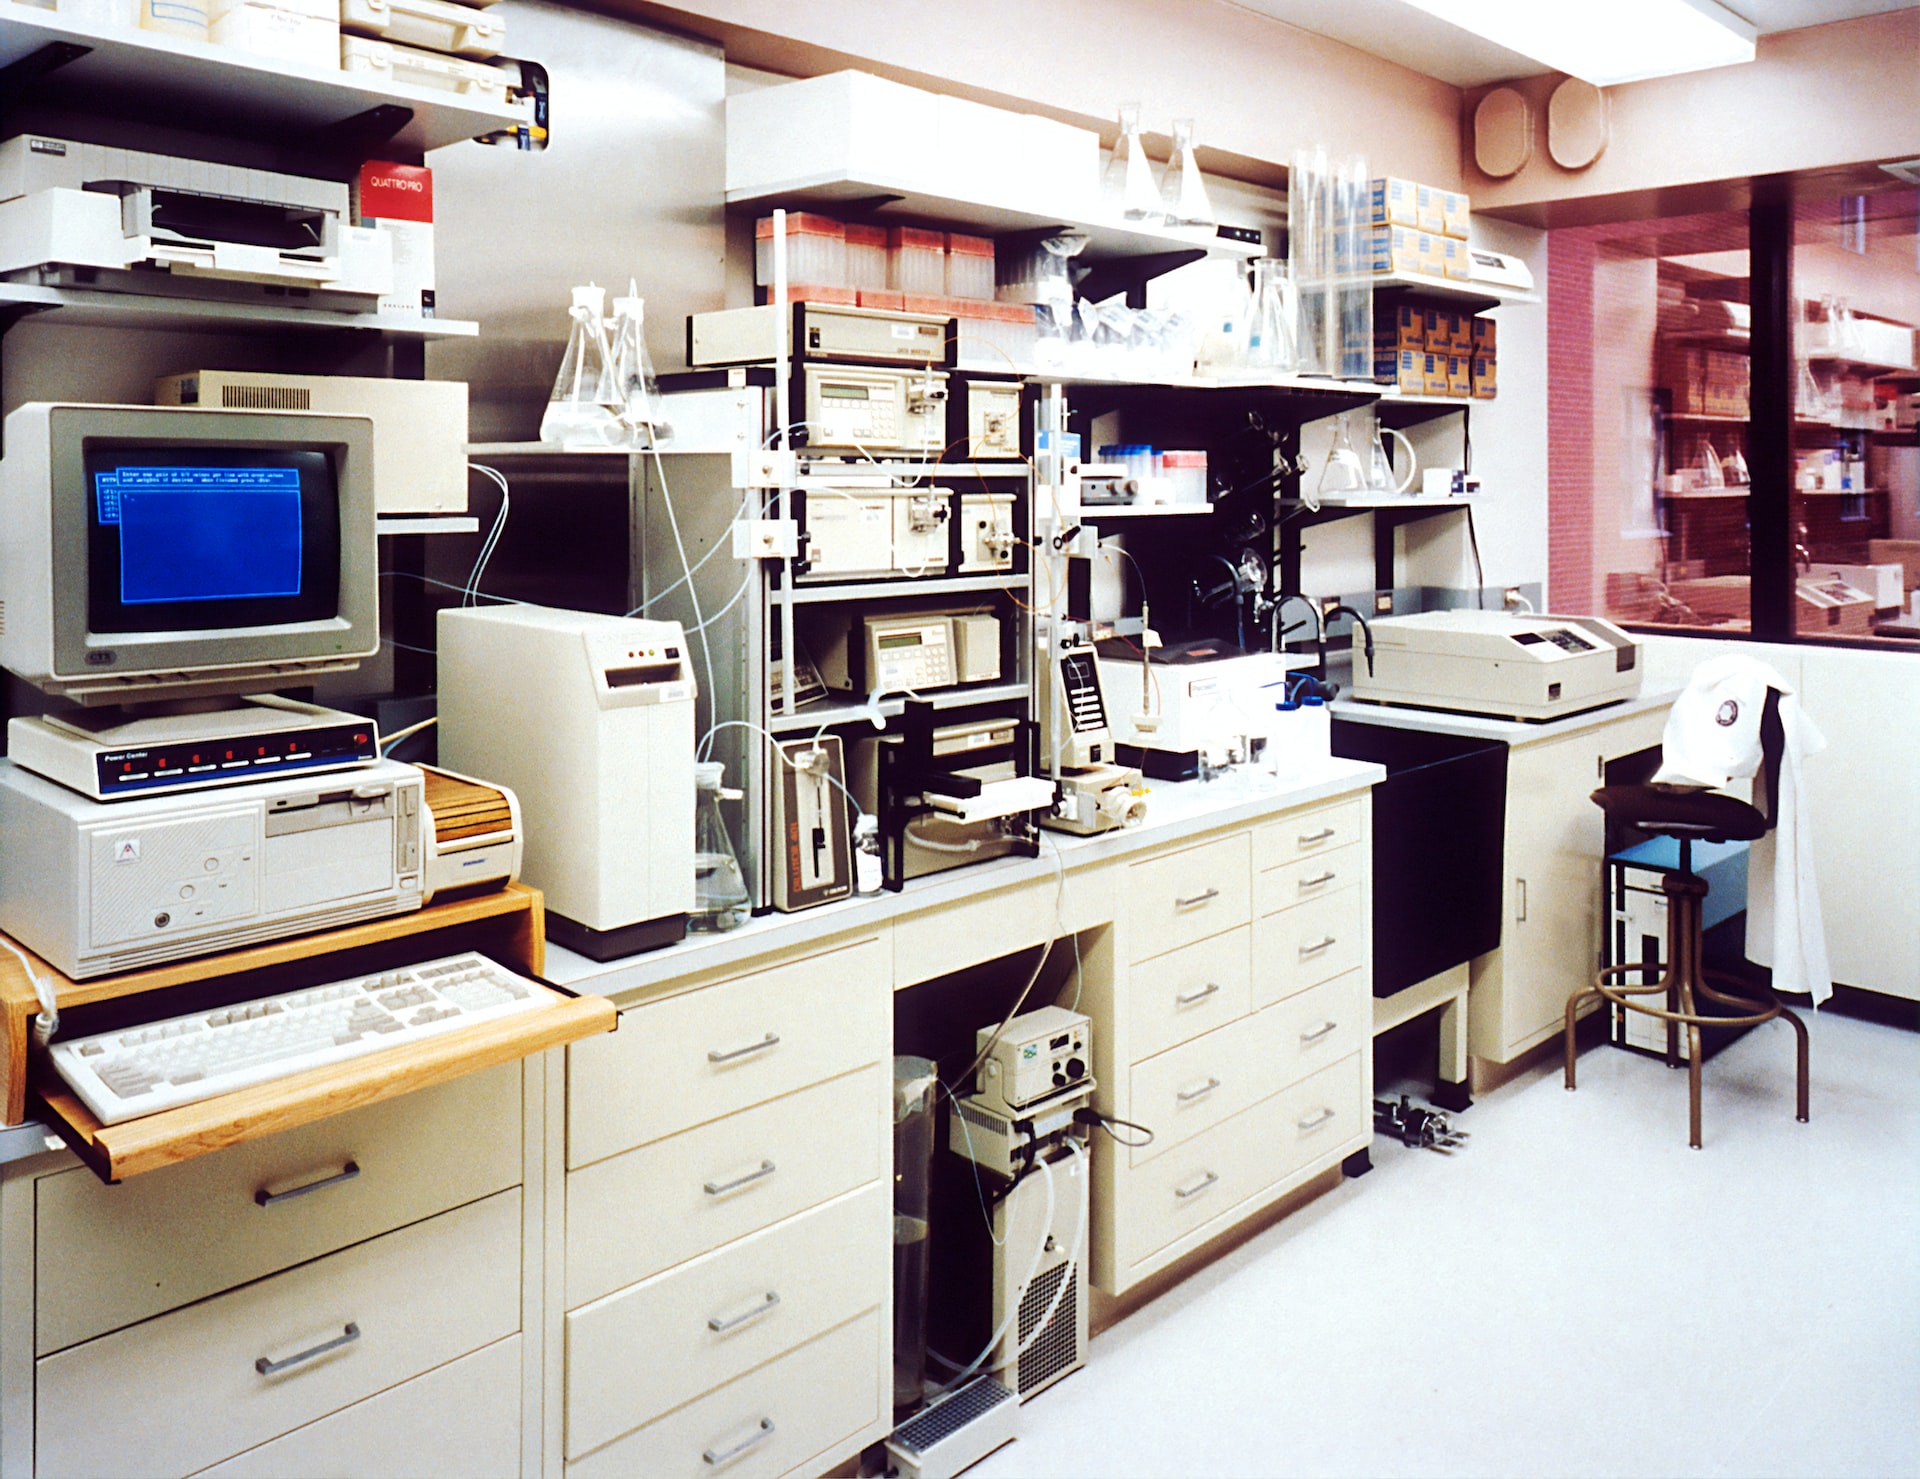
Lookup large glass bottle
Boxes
[540,284,622,448]
[690,762,749,932]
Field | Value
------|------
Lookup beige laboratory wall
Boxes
[602,0,1466,187]
[1466,11,1920,224]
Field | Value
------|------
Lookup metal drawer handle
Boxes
[1175,981,1221,1007]
[256,1322,359,1377]
[1176,1077,1222,1103]
[708,1291,781,1335]
[1300,870,1338,889]
[708,1032,780,1064]
[1299,935,1337,958]
[1300,1020,1339,1045]
[704,1160,777,1197]
[1297,1107,1337,1134]
[1174,1170,1219,1200]
[255,1160,360,1209]
[703,1418,775,1468]
[1298,827,1337,846]
[1174,887,1220,909]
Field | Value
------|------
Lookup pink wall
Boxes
[1468,12,1920,224]
[616,0,1465,187]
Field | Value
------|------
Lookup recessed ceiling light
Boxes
[1398,0,1757,87]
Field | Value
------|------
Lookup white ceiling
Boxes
[1227,0,1920,86]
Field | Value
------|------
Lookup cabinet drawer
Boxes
[191,1334,521,1478]
[1251,970,1367,1089]
[1252,800,1363,871]
[1114,1103,1271,1273]
[568,936,886,1169]
[1127,1015,1259,1166]
[566,1308,884,1479]
[1251,884,1364,1008]
[38,1190,521,1479]
[36,1062,521,1357]
[567,1065,884,1306]
[1253,842,1361,918]
[1249,1052,1366,1185]
[567,1184,887,1458]
[1126,925,1251,1063]
[1126,833,1251,965]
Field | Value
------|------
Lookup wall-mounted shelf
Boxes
[465,442,639,457]
[787,573,1028,605]
[378,516,481,535]
[1083,503,1211,518]
[727,176,1255,271]
[0,1,530,154]
[1666,412,1748,425]
[1290,492,1472,511]
[766,681,1031,734]
[1370,271,1538,309]
[0,282,477,338]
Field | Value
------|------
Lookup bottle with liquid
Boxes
[1160,117,1215,229]
[690,762,750,932]
[540,284,622,448]
[1102,103,1163,222]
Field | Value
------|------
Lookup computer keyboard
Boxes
[48,952,555,1126]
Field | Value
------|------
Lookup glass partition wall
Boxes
[1548,186,1920,649]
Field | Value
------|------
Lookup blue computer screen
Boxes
[93,465,305,605]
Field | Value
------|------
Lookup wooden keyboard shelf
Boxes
[0,884,617,1180]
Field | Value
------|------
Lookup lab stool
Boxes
[1566,786,1808,1149]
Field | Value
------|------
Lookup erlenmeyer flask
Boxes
[1722,446,1750,487]
[541,284,622,448]
[1160,117,1215,229]
[690,762,749,933]
[1699,437,1726,489]
[1318,414,1367,498]
[1102,103,1163,222]
[1365,418,1418,493]
[1244,257,1296,371]
[608,283,665,448]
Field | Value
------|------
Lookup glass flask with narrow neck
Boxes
[1244,256,1296,370]
[1103,103,1163,222]
[690,762,750,932]
[541,284,623,448]
[1161,117,1215,229]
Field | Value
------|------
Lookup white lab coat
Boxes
[1651,655,1831,1005]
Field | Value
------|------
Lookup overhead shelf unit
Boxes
[0,1,532,154]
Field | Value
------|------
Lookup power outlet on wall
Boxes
[1374,591,1393,614]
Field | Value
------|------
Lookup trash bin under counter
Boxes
[1329,720,1507,997]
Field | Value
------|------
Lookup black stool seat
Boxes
[1589,784,1769,845]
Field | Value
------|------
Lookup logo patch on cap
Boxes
[1716,700,1739,727]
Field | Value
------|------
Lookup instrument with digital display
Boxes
[802,364,947,453]
[1350,610,1642,721]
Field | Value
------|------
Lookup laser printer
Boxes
[0,134,391,306]
[1348,610,1642,722]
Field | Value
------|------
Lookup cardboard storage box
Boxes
[1446,353,1473,398]
[1472,352,1497,399]
[1441,190,1470,239]
[1366,224,1430,276]
[1376,347,1427,393]
[354,159,434,319]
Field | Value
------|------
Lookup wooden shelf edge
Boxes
[35,990,614,1183]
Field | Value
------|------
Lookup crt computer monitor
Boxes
[0,403,378,705]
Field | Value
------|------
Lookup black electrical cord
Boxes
[1074,1107,1154,1148]
[1465,502,1487,609]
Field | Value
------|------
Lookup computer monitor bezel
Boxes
[5,403,378,703]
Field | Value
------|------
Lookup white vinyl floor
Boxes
[971,1004,1920,1479]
